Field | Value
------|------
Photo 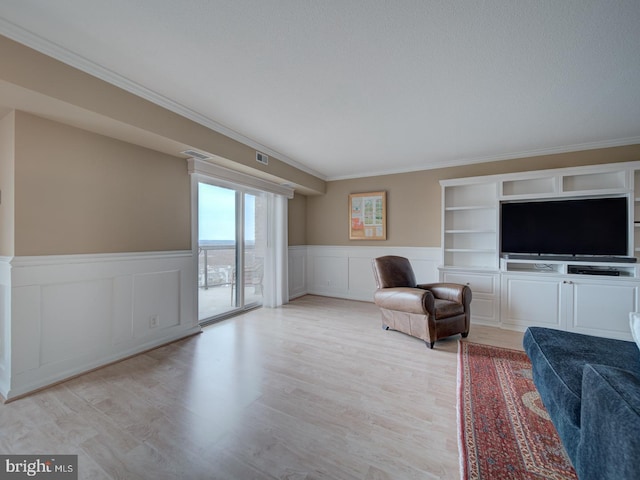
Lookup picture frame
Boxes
[349,191,387,240]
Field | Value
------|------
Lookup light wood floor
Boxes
[0,295,524,480]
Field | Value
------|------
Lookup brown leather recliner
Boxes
[372,255,471,348]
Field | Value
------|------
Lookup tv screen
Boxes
[501,197,628,257]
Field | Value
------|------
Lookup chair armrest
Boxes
[417,283,472,306]
[576,364,640,480]
[373,287,434,315]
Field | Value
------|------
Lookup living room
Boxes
[1,2,640,479]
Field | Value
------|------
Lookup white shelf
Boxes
[503,262,563,274]
[562,171,626,192]
[501,258,638,278]
[445,248,496,253]
[445,229,496,234]
[444,182,497,209]
[444,205,494,211]
[502,177,556,196]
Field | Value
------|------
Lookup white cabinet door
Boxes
[501,275,567,329]
[442,271,499,325]
[570,279,638,340]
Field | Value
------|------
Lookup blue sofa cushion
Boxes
[630,312,640,352]
[523,327,640,461]
[577,364,640,480]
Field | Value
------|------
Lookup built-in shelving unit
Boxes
[439,161,640,340]
[442,181,498,269]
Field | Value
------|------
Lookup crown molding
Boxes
[328,136,640,181]
[0,19,327,181]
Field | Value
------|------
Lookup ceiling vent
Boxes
[256,152,269,165]
[181,149,213,160]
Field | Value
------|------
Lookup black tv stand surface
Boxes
[504,254,638,263]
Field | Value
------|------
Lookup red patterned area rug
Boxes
[457,341,577,480]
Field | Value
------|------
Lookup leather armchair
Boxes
[372,255,471,348]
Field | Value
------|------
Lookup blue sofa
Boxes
[523,326,640,480]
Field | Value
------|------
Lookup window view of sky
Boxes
[198,183,255,242]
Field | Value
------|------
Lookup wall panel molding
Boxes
[288,246,441,302]
[288,246,307,300]
[4,251,199,400]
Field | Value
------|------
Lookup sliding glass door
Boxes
[197,182,266,322]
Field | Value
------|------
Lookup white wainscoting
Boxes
[288,246,308,300]
[288,246,442,302]
[4,251,199,400]
[0,257,11,396]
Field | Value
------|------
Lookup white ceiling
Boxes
[1,0,639,180]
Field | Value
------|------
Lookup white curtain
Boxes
[263,193,289,307]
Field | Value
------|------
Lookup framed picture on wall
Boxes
[349,191,386,240]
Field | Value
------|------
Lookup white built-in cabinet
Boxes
[439,161,640,340]
[500,273,639,340]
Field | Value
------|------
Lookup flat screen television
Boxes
[500,196,629,259]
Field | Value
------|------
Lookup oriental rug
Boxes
[457,341,577,480]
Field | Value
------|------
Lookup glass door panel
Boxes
[198,183,237,320]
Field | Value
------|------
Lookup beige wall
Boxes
[0,111,15,256]
[305,172,437,246]
[288,193,307,246]
[14,112,190,255]
[304,144,640,246]
[14,110,637,255]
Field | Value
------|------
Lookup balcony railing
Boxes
[198,244,262,290]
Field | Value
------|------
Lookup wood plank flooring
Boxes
[0,295,524,479]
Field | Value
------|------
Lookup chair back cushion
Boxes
[372,256,417,289]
